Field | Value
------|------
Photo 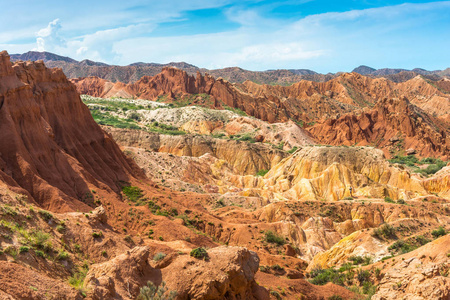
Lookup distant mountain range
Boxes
[10,51,450,84]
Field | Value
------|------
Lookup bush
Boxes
[264,231,286,246]
[19,246,29,254]
[68,265,89,295]
[287,146,298,154]
[137,281,176,300]
[388,240,416,254]
[92,232,103,238]
[384,197,395,203]
[356,269,370,284]
[388,155,418,166]
[309,268,344,286]
[372,224,396,240]
[35,250,45,258]
[270,290,282,300]
[256,169,269,177]
[153,252,166,261]
[415,235,431,246]
[57,250,69,260]
[190,247,208,259]
[31,230,51,251]
[348,255,372,266]
[38,210,53,221]
[432,227,446,238]
[122,186,144,202]
[56,225,66,233]
[328,296,343,300]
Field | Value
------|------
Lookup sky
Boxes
[0,0,449,72]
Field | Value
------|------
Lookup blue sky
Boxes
[1,0,449,72]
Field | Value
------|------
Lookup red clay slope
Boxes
[0,51,142,212]
[308,97,450,158]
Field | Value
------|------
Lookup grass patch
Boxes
[372,224,396,240]
[190,247,208,259]
[256,169,269,177]
[153,252,166,261]
[147,122,186,135]
[122,186,145,203]
[389,155,447,175]
[264,230,286,246]
[90,110,140,130]
[432,227,446,238]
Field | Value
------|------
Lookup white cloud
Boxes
[7,0,449,72]
[35,19,66,52]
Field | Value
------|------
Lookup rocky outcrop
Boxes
[84,246,154,299]
[84,246,267,300]
[308,97,450,158]
[162,246,267,300]
[232,146,430,201]
[372,235,450,300]
[103,127,287,175]
[0,51,142,212]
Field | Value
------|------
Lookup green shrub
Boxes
[19,246,30,254]
[271,264,284,271]
[349,255,372,266]
[287,146,298,154]
[35,250,45,258]
[388,155,418,166]
[92,232,103,238]
[31,230,51,251]
[432,227,446,238]
[259,265,270,273]
[38,210,53,222]
[384,197,395,203]
[388,240,416,254]
[415,235,431,246]
[56,225,66,233]
[68,265,89,295]
[190,247,208,259]
[309,268,344,286]
[122,186,144,202]
[372,224,396,240]
[270,290,282,300]
[256,169,269,177]
[328,296,343,300]
[153,252,166,261]
[397,199,406,205]
[137,281,176,300]
[264,230,286,246]
[57,250,69,260]
[356,269,370,284]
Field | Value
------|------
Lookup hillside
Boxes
[11,51,449,84]
[0,50,449,300]
[73,67,450,159]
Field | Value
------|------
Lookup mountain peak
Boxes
[352,65,376,75]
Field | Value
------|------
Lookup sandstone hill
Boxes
[1,50,449,300]
[73,67,450,158]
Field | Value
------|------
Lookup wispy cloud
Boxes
[2,1,450,72]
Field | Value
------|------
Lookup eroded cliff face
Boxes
[102,126,287,175]
[225,146,446,202]
[73,68,450,121]
[0,51,140,212]
[308,97,450,159]
[73,67,450,158]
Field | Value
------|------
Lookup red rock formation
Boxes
[0,51,142,212]
[72,67,449,157]
[308,97,450,158]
